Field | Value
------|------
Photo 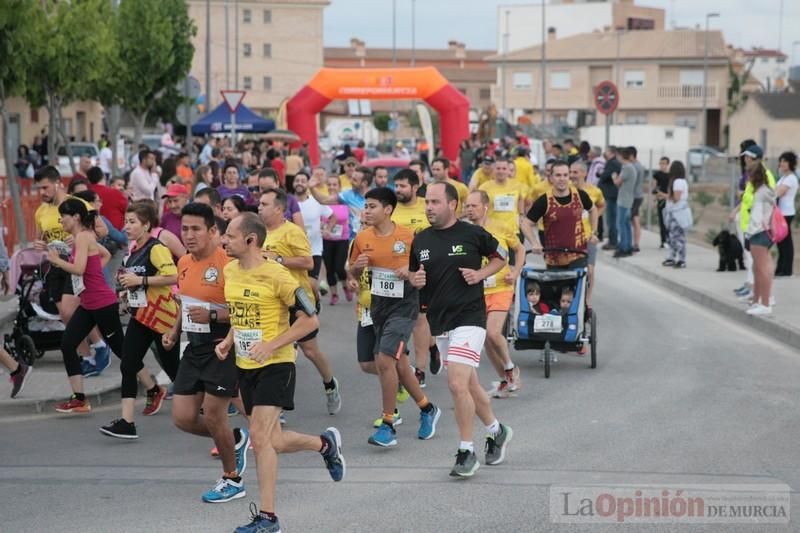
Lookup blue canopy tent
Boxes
[191,103,276,135]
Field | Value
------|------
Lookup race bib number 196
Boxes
[234,329,263,359]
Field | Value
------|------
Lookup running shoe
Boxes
[343,286,353,302]
[674,261,687,268]
[228,403,239,417]
[320,427,346,482]
[746,304,772,316]
[429,344,442,375]
[662,259,675,267]
[450,449,480,478]
[368,422,397,447]
[235,503,281,533]
[373,409,403,428]
[142,386,167,416]
[488,380,510,399]
[54,394,91,413]
[80,359,99,378]
[319,280,329,296]
[396,384,409,404]
[330,293,339,306]
[9,363,32,399]
[93,344,111,374]
[485,424,513,466]
[235,428,250,476]
[417,405,441,440]
[202,477,246,503]
[99,418,138,439]
[415,368,426,388]
[506,366,521,392]
[733,283,751,295]
[325,377,342,415]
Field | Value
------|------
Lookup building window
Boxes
[550,71,571,90]
[479,88,491,99]
[512,72,532,89]
[625,114,647,125]
[263,76,272,91]
[679,69,704,86]
[776,57,786,63]
[263,9,271,23]
[624,70,645,89]
[30,108,39,123]
[243,43,251,57]
[675,114,698,129]
[263,43,271,58]
[761,57,769,63]
[243,76,252,90]
[243,9,251,23]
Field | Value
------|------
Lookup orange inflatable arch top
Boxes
[287,67,470,165]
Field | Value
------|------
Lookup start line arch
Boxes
[287,67,470,165]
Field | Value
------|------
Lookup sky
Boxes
[324,0,800,60]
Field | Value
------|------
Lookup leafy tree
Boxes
[373,113,391,133]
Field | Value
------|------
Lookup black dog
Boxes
[712,230,745,271]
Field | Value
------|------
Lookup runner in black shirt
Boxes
[409,182,514,478]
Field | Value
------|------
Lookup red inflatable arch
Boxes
[287,67,470,165]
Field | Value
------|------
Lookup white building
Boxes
[741,48,789,93]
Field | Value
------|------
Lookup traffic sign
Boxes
[593,81,619,115]
[220,90,246,113]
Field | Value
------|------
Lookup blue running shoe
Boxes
[201,477,246,503]
[417,405,441,440]
[235,503,281,533]
[320,427,345,482]
[80,359,99,378]
[368,422,397,447]
[235,427,250,477]
[93,344,111,374]
[228,403,239,417]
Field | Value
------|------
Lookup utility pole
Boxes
[205,0,211,109]
[540,1,546,130]
[225,0,230,88]
[391,0,396,141]
[502,10,509,120]
[234,0,239,90]
[411,0,416,67]
[701,12,720,182]
[614,29,621,126]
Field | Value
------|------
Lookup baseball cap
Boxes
[482,155,495,164]
[740,145,763,159]
[162,183,189,198]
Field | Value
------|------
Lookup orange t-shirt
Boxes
[177,247,231,342]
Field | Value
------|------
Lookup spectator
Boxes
[129,148,159,201]
[745,163,776,316]
[222,195,246,222]
[775,151,798,277]
[217,162,251,203]
[662,161,690,268]
[459,139,474,183]
[193,187,227,233]
[652,156,671,248]
[98,142,113,177]
[199,137,216,165]
[160,183,189,242]
[629,146,646,252]
[612,147,636,257]
[176,152,193,185]
[284,147,304,192]
[68,179,90,194]
[73,155,92,181]
[258,169,304,227]
[598,146,621,249]
[587,146,605,186]
[266,148,285,185]
[87,166,127,231]
[352,140,366,163]
[15,145,36,178]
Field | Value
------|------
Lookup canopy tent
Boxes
[191,103,275,135]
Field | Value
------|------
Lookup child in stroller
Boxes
[0,237,34,398]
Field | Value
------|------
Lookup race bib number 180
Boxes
[182,299,211,333]
[370,269,403,298]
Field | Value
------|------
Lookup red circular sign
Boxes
[594,81,619,115]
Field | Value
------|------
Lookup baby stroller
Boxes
[3,248,65,366]
[508,248,597,378]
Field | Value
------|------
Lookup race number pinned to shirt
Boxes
[181,296,211,333]
[330,224,344,238]
[483,275,497,288]
[533,314,561,334]
[360,307,373,327]
[128,288,147,308]
[494,195,516,212]
[71,274,86,296]
[234,329,263,359]
[370,268,403,298]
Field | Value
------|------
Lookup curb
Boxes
[0,383,122,418]
[599,252,800,350]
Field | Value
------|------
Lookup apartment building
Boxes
[488,29,729,148]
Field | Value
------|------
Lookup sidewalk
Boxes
[598,229,800,349]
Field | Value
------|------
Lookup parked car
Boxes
[687,146,725,170]
[363,157,410,188]
[56,143,99,176]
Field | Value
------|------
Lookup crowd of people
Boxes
[2,129,796,532]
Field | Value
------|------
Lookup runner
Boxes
[32,166,112,376]
[468,155,496,191]
[321,175,352,305]
[463,190,524,398]
[570,160,603,310]
[46,199,125,413]
[390,169,441,387]
[100,201,180,439]
[373,166,391,189]
[216,213,344,533]
[478,157,526,236]
[162,202,250,503]
[309,165,372,238]
[349,187,441,447]
[425,158,469,218]
[258,188,342,415]
[409,182,513,477]
[293,170,335,293]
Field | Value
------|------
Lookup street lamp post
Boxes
[502,10,509,120]
[540,1,546,130]
[701,12,720,183]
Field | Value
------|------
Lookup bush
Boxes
[718,191,732,207]
[692,190,715,208]
[373,113,391,132]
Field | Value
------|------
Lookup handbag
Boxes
[768,204,789,243]
[668,204,693,230]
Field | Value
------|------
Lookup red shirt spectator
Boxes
[87,167,127,230]
[270,157,285,186]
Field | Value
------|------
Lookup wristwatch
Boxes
[275,255,284,265]
[209,310,218,323]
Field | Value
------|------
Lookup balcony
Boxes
[656,84,720,107]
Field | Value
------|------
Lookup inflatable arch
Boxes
[287,67,470,165]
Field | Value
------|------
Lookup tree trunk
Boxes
[57,105,77,176]
[46,94,57,167]
[0,83,29,248]
[106,104,121,177]
[133,111,147,148]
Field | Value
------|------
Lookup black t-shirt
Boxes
[653,171,670,194]
[409,221,504,335]
[526,188,593,223]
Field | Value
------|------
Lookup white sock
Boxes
[92,340,107,349]
[503,362,515,371]
[459,440,474,452]
[486,419,501,436]
[83,355,96,365]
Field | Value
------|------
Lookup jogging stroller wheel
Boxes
[15,335,38,367]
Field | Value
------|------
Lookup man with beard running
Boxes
[293,170,335,293]
[409,182,514,478]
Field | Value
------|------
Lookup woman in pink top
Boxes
[46,198,126,413]
[321,175,353,304]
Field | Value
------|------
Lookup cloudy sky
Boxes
[324,0,800,59]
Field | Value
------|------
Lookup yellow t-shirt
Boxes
[479,179,524,232]
[126,241,179,334]
[513,156,540,197]
[580,184,605,237]
[470,168,493,189]
[447,178,470,218]
[224,259,299,370]
[391,197,429,233]
[263,221,315,304]
[35,202,68,244]
[481,220,521,295]
[313,173,353,197]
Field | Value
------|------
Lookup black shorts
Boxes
[631,198,644,217]
[173,343,239,398]
[239,362,296,415]
[374,317,415,359]
[289,300,321,342]
[309,255,323,279]
[44,263,73,305]
[356,323,376,363]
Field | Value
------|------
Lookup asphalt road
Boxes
[1,265,797,533]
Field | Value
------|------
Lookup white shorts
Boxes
[435,326,486,368]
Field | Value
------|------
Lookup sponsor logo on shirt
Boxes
[204,267,219,283]
[419,249,430,261]
[392,240,407,255]
[448,244,466,257]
